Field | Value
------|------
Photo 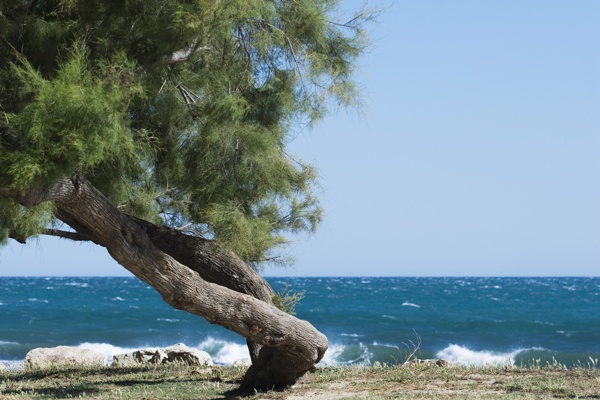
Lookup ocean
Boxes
[0,277,599,370]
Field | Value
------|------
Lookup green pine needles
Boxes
[0,0,371,266]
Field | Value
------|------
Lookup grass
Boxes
[0,363,598,399]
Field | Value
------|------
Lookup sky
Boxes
[1,0,598,277]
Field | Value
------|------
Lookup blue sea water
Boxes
[0,277,598,369]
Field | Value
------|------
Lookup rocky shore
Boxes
[3,343,241,372]
[3,344,449,372]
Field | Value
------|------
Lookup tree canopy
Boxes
[0,0,369,264]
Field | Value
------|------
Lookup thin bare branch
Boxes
[43,229,94,242]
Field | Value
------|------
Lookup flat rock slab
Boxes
[24,346,106,370]
[112,343,213,367]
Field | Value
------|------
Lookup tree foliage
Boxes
[0,0,370,264]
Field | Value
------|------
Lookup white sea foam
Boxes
[156,318,180,323]
[340,333,363,338]
[402,302,421,308]
[0,341,19,345]
[196,338,249,365]
[111,297,125,301]
[321,342,374,365]
[436,344,526,367]
[372,341,398,349]
[319,344,346,366]
[65,282,89,288]
[27,298,48,303]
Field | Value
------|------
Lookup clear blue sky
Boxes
[1,0,598,277]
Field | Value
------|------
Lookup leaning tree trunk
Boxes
[132,217,276,363]
[15,175,328,389]
[56,211,274,363]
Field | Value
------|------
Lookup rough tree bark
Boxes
[11,175,328,389]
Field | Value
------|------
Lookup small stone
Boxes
[406,359,450,367]
[193,367,213,375]
[233,358,252,367]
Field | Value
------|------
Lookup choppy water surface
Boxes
[0,277,598,368]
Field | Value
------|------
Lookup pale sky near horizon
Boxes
[1,0,598,277]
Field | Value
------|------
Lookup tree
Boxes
[0,0,369,389]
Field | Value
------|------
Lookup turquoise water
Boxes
[0,277,598,368]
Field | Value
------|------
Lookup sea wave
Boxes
[156,318,180,323]
[340,333,364,338]
[402,302,421,308]
[319,344,347,365]
[27,298,48,303]
[196,338,250,365]
[320,343,372,365]
[320,342,420,365]
[436,344,532,366]
[65,282,89,288]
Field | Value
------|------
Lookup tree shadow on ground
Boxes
[1,384,102,398]
[219,385,289,400]
[3,366,158,382]
[1,368,255,399]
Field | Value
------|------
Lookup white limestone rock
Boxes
[24,346,106,370]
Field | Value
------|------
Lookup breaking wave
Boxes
[436,344,535,366]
